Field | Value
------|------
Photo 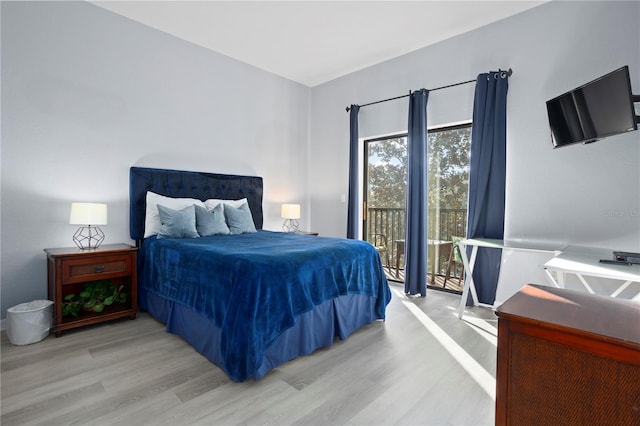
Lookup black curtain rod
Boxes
[346,68,512,112]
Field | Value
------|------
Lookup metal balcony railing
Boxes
[365,207,467,276]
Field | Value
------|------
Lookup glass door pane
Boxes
[363,135,407,277]
[427,124,471,291]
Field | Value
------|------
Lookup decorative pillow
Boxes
[194,204,230,236]
[156,205,199,239]
[144,191,204,238]
[204,197,248,211]
[224,203,257,234]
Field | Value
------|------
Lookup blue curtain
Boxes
[347,105,360,239]
[466,71,509,304]
[405,89,429,296]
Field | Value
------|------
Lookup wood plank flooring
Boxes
[1,285,497,425]
[385,270,464,294]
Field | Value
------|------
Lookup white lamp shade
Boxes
[69,202,108,225]
[281,204,301,219]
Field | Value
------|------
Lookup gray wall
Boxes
[308,1,640,301]
[1,1,310,317]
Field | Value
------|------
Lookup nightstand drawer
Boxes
[62,254,132,284]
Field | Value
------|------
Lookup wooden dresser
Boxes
[495,284,640,425]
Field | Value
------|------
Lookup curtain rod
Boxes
[345,68,512,112]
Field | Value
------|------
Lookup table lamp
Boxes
[281,203,300,233]
[70,202,107,249]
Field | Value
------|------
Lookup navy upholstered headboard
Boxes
[129,167,263,241]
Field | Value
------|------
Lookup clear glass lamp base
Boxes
[73,226,105,249]
[282,219,299,233]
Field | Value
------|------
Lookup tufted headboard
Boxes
[129,167,264,241]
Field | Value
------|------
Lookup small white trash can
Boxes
[6,300,54,345]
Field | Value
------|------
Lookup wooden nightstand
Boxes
[44,244,137,337]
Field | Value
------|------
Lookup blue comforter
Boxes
[139,230,391,381]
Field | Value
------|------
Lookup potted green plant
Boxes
[62,279,127,318]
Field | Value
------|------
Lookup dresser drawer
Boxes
[61,254,132,284]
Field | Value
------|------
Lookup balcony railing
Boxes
[366,207,467,276]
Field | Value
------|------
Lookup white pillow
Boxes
[204,197,248,211]
[144,191,205,238]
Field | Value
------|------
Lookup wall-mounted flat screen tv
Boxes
[546,66,637,148]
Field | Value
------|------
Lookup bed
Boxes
[130,166,391,382]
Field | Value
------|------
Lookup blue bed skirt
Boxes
[141,290,381,380]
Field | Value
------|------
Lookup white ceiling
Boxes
[92,1,546,87]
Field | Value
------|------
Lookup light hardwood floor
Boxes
[1,285,497,425]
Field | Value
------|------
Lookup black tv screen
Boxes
[546,66,637,148]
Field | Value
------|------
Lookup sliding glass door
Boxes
[363,124,471,291]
